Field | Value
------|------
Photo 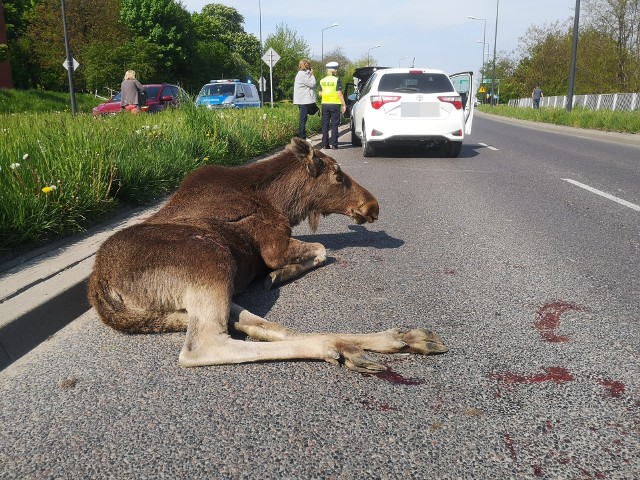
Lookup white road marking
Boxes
[479,142,499,151]
[562,178,640,212]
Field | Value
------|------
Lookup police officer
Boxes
[319,61,346,149]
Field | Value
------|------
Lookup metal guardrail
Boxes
[509,92,640,111]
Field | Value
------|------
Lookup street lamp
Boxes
[566,0,581,111]
[468,15,486,99]
[258,0,264,105]
[321,23,338,67]
[491,1,500,106]
[398,56,409,67]
[367,44,381,66]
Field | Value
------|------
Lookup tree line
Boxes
[1,0,639,101]
[485,0,640,101]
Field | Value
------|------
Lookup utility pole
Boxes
[566,0,580,112]
[490,0,499,106]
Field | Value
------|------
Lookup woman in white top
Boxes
[292,59,317,140]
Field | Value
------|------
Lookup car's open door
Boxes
[449,71,474,135]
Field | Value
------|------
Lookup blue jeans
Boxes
[321,104,340,147]
[533,98,540,109]
[297,104,309,138]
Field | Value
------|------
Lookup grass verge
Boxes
[0,105,321,253]
[478,105,640,134]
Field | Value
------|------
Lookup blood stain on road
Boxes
[489,367,574,396]
[490,366,574,385]
[534,300,587,343]
[595,378,625,397]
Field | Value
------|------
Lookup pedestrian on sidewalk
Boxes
[293,58,317,140]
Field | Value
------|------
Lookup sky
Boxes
[181,0,578,77]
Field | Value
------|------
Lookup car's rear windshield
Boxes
[200,84,235,96]
[378,73,454,94]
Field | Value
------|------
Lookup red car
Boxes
[92,83,189,115]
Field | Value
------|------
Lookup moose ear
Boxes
[288,137,312,158]
[306,155,324,177]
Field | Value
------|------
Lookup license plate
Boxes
[400,102,439,117]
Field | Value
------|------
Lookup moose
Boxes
[88,138,447,372]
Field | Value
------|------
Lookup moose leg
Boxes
[229,303,448,355]
[177,291,387,372]
[263,238,327,290]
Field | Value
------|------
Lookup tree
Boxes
[25,0,126,91]
[83,37,162,95]
[264,23,310,100]
[583,0,640,90]
[190,4,260,89]
[120,0,193,84]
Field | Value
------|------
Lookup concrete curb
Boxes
[0,127,350,371]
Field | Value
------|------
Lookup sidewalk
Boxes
[0,128,345,371]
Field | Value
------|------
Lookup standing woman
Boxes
[293,59,317,140]
[120,70,146,114]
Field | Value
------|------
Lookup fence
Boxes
[508,92,639,111]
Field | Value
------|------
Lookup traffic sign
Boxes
[261,48,280,108]
[261,48,280,67]
[62,57,79,71]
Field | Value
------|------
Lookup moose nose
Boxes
[359,199,379,223]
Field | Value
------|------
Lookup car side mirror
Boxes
[236,92,246,98]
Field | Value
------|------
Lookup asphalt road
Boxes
[1,113,638,479]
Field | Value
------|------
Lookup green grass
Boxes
[478,105,640,134]
[0,89,103,114]
[0,104,321,253]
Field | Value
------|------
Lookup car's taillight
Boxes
[370,95,401,110]
[438,95,463,110]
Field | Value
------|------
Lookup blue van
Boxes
[195,79,261,109]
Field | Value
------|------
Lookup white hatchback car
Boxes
[350,68,474,157]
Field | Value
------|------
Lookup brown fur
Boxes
[88,138,447,371]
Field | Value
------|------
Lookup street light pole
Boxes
[367,44,381,66]
[468,15,486,91]
[321,23,338,67]
[490,0,499,106]
[566,0,581,112]
[259,0,263,106]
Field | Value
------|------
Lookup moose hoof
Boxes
[403,329,449,355]
[263,271,280,291]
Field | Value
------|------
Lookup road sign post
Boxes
[60,0,77,116]
[261,47,280,108]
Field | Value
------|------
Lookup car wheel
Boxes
[444,140,462,158]
[351,118,361,146]
[362,124,376,157]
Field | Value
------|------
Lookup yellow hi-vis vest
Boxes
[320,75,341,104]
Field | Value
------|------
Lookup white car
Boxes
[350,68,474,157]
